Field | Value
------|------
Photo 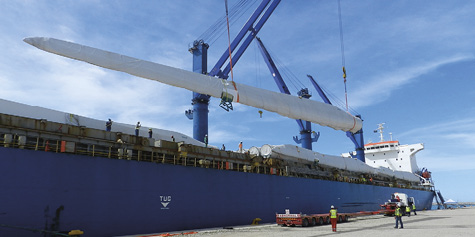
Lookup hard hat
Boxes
[149,128,152,130]
[331,205,334,208]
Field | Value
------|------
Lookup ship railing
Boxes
[1,134,429,190]
[0,130,269,173]
[1,131,428,191]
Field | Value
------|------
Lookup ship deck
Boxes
[0,112,431,191]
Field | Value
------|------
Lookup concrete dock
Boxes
[128,207,475,237]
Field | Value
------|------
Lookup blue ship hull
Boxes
[0,146,434,236]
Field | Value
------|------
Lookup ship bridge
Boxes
[364,140,399,152]
[364,140,423,173]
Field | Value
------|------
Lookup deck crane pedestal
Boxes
[187,40,210,143]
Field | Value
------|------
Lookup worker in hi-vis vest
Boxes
[394,204,404,229]
[330,205,337,232]
[405,205,411,217]
[412,203,417,215]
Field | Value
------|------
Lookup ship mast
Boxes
[375,123,385,142]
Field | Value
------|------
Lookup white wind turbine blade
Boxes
[24,37,362,133]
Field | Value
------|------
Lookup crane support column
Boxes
[347,115,365,162]
[298,121,314,149]
[189,0,280,142]
[188,40,210,142]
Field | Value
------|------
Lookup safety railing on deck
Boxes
[0,133,427,190]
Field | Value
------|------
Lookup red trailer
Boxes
[276,209,384,227]
[379,192,414,216]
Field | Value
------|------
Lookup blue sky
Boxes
[1,0,474,202]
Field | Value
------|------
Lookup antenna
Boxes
[375,123,385,142]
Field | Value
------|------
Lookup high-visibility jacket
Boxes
[406,206,411,212]
[330,209,337,218]
[412,204,416,210]
[395,207,402,217]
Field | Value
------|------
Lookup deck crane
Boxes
[186,0,281,142]
[255,37,319,150]
[307,75,365,162]
[254,37,363,157]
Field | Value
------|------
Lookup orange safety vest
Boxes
[330,209,337,218]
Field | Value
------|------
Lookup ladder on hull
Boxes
[433,190,447,209]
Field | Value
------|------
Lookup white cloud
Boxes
[397,118,475,172]
[418,152,475,172]
[349,54,474,108]
[399,119,475,139]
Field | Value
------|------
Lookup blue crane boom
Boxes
[188,0,280,142]
[255,37,319,150]
[209,0,276,78]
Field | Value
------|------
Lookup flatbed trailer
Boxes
[380,203,397,216]
[276,209,385,227]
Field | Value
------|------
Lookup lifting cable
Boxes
[338,0,349,112]
[224,0,239,102]
[253,42,263,117]
[198,0,254,46]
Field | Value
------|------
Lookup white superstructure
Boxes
[363,141,423,173]
[360,123,423,173]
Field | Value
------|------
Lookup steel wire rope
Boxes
[279,61,307,93]
[253,40,262,90]
[319,82,359,115]
[208,0,249,45]
[257,38,358,115]
[337,0,349,112]
[196,0,247,42]
[216,0,256,46]
[255,40,307,94]
[196,0,256,46]
[253,40,264,116]
[224,0,241,103]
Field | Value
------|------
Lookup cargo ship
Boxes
[0,99,435,237]
[1,3,436,235]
